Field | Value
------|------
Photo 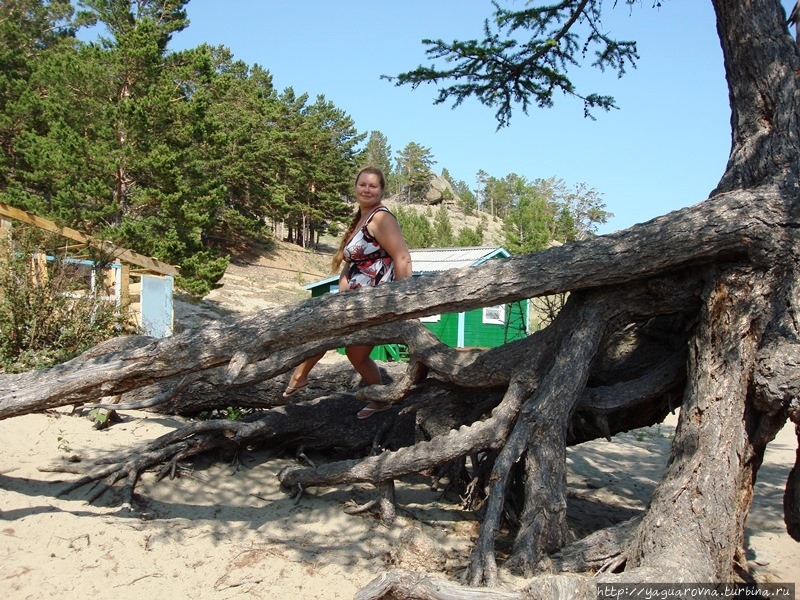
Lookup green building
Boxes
[304,246,529,361]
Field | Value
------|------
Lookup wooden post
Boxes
[119,263,130,306]
[31,252,48,286]
[102,265,117,300]
[0,218,8,300]
[0,217,9,259]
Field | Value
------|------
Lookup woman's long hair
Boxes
[330,166,386,272]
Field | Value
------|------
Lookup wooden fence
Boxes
[0,203,178,337]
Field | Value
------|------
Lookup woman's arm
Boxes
[338,264,350,292]
[369,211,412,279]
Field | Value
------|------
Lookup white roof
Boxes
[409,246,509,273]
[305,246,509,289]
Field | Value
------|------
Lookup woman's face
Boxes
[356,173,383,205]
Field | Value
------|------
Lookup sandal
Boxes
[282,383,308,398]
[356,402,391,419]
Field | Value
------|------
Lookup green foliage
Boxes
[175,250,230,297]
[502,175,556,253]
[558,182,613,240]
[390,0,641,126]
[0,1,367,294]
[0,227,134,373]
[360,131,393,180]
[433,205,456,246]
[56,429,71,453]
[0,0,77,197]
[395,142,436,201]
[452,178,479,216]
[486,174,611,254]
[396,204,485,249]
[222,406,243,420]
[107,215,228,297]
[456,221,485,246]
[288,94,365,248]
[0,0,616,298]
[395,206,435,248]
[87,407,121,430]
[196,406,250,421]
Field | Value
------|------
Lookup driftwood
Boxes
[1,1,799,597]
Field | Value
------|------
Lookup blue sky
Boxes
[167,1,795,235]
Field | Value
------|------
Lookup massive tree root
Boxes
[353,263,800,599]
[0,188,798,597]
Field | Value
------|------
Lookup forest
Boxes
[0,0,609,297]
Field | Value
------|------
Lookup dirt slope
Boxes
[174,240,334,330]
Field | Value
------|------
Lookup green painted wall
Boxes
[305,267,530,358]
[421,312,459,347]
[504,301,529,343]
[421,302,528,349]
[310,283,337,299]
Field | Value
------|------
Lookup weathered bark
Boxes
[1,0,799,597]
[711,0,800,194]
[354,569,523,600]
[0,183,786,418]
[466,293,609,587]
[3,196,795,593]
[625,267,775,580]
[543,518,641,574]
[0,187,771,420]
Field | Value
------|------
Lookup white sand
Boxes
[0,407,795,599]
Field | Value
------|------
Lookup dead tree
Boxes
[0,0,798,597]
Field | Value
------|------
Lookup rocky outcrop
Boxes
[424,175,459,205]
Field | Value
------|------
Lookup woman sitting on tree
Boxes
[282,166,413,419]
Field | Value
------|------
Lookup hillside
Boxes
[382,196,506,246]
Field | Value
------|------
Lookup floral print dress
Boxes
[343,206,396,290]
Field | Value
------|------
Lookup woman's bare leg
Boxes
[346,345,392,418]
[284,351,326,396]
[345,345,382,385]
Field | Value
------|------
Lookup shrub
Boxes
[0,227,135,373]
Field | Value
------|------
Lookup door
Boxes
[140,275,174,338]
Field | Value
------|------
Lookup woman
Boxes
[283,166,412,419]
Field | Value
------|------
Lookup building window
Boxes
[483,305,505,325]
[420,314,441,323]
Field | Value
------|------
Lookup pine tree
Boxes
[394,206,434,248]
[502,176,554,253]
[287,95,363,248]
[395,142,436,202]
[360,131,393,180]
[0,0,76,199]
[432,205,456,246]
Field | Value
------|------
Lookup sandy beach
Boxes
[0,403,796,599]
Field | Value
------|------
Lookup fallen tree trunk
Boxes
[0,187,775,420]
